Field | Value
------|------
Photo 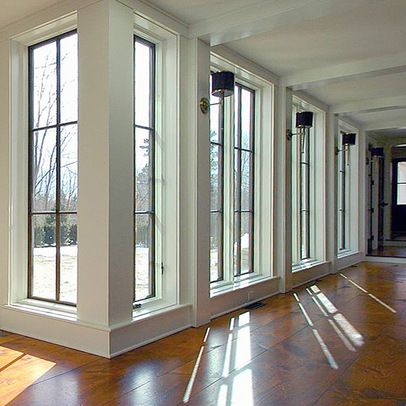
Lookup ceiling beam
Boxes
[332,95,406,115]
[281,52,406,90]
[364,118,406,132]
[189,0,372,46]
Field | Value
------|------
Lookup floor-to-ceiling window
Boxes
[233,84,255,276]
[209,72,257,285]
[209,75,225,283]
[337,122,359,255]
[134,36,156,302]
[28,31,78,304]
[337,131,349,252]
[291,98,326,267]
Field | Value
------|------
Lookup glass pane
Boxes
[60,214,77,303]
[234,150,240,210]
[210,213,222,282]
[210,103,220,143]
[60,124,78,211]
[60,33,78,124]
[398,162,406,182]
[135,214,153,301]
[241,151,252,211]
[301,211,309,259]
[233,212,240,276]
[32,41,57,129]
[135,127,153,212]
[32,214,56,300]
[210,144,222,211]
[301,164,309,211]
[337,170,343,211]
[241,89,252,150]
[240,213,252,274]
[397,184,406,205]
[234,85,240,147]
[135,39,153,128]
[32,128,57,212]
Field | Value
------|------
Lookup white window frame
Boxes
[210,54,274,296]
[292,96,326,271]
[8,15,78,314]
[132,15,180,316]
[337,120,359,257]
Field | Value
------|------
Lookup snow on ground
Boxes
[33,246,150,303]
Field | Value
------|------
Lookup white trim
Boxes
[209,52,274,291]
[211,45,279,85]
[211,275,279,297]
[0,304,110,356]
[8,17,79,309]
[132,14,180,312]
[110,323,191,358]
[210,277,280,319]
[337,249,359,259]
[292,261,330,288]
[211,289,280,320]
[336,251,363,271]
[292,259,327,273]
[291,96,327,266]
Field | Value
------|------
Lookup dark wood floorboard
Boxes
[1,261,406,405]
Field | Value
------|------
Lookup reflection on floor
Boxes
[1,262,406,405]
[369,245,406,257]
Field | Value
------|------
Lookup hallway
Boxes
[1,262,406,405]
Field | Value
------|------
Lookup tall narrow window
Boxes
[337,134,347,251]
[300,124,311,260]
[234,84,255,276]
[292,103,313,264]
[134,36,156,301]
[28,31,78,304]
[209,76,224,282]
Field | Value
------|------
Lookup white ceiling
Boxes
[0,0,62,30]
[227,0,406,76]
[4,0,406,138]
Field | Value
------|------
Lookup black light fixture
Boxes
[200,71,235,114]
[336,132,357,165]
[296,111,314,129]
[287,111,314,140]
[371,147,384,157]
[342,132,356,146]
[211,71,235,98]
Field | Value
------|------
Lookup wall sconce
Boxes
[342,132,356,146]
[371,147,384,157]
[336,132,356,154]
[200,71,235,114]
[286,111,314,140]
[211,71,235,97]
[336,132,357,165]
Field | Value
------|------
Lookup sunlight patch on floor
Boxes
[339,273,397,313]
[293,293,338,369]
[0,346,55,406]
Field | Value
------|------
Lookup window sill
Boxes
[292,259,327,273]
[4,300,77,322]
[132,300,179,320]
[210,274,277,298]
[337,249,360,259]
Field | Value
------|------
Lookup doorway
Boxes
[367,142,406,258]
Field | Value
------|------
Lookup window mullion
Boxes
[55,36,62,302]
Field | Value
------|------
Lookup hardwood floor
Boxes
[1,262,406,405]
[369,245,406,257]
